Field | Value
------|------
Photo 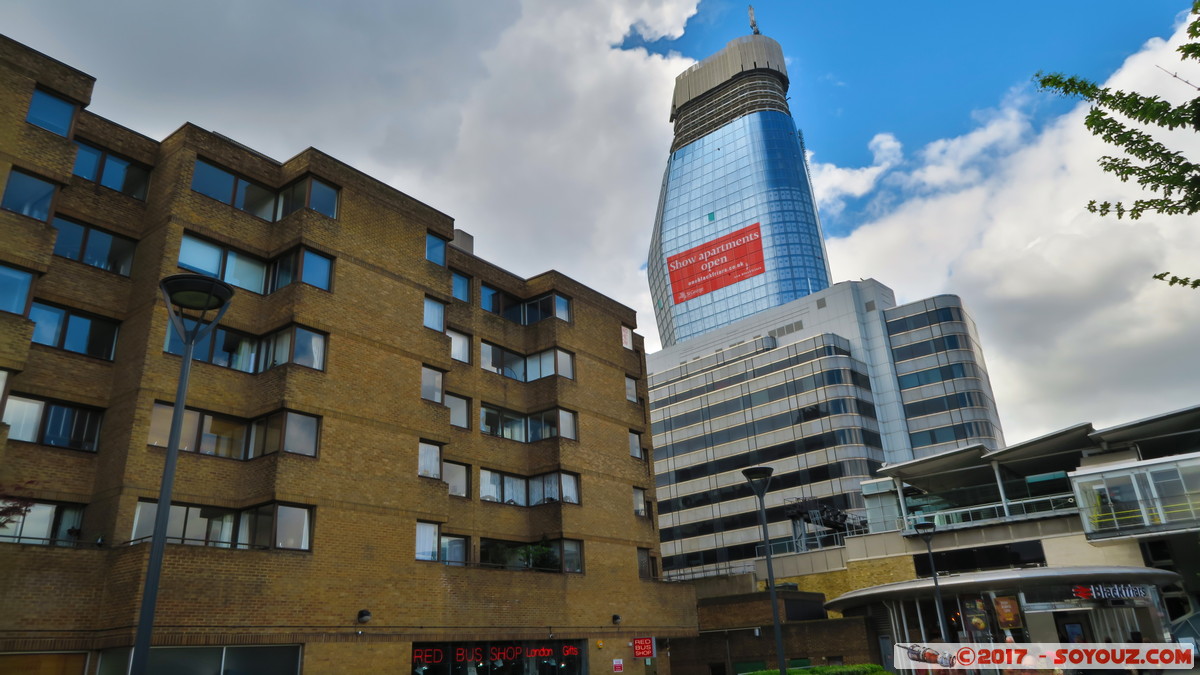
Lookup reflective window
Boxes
[892,334,971,363]
[897,362,975,390]
[148,404,319,459]
[73,141,149,199]
[0,264,33,315]
[308,177,339,218]
[443,461,468,497]
[26,90,75,136]
[479,538,582,573]
[426,233,447,265]
[2,395,102,451]
[178,234,266,294]
[481,343,572,382]
[629,431,643,459]
[447,330,470,363]
[445,394,469,428]
[277,176,339,220]
[300,250,332,290]
[291,327,326,370]
[479,284,572,325]
[625,376,638,402]
[268,247,333,293]
[423,297,445,331]
[451,271,470,301]
[480,405,575,442]
[440,534,467,565]
[415,522,438,561]
[421,366,444,403]
[1,169,55,221]
[0,501,82,546]
[909,421,995,448]
[51,218,136,275]
[132,501,311,550]
[30,301,119,359]
[190,159,236,203]
[887,306,965,335]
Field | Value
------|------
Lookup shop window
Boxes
[132,501,311,550]
[418,441,441,478]
[451,271,470,301]
[426,233,447,265]
[1,169,55,221]
[447,329,470,363]
[421,366,444,403]
[443,461,469,497]
[424,297,445,331]
[445,394,469,428]
[30,301,119,359]
[2,395,102,451]
[147,403,319,459]
[0,264,33,315]
[0,501,82,546]
[99,646,299,675]
[26,89,75,136]
[73,141,150,199]
[51,217,135,275]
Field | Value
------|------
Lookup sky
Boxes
[5,1,1200,445]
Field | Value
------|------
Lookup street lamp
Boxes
[130,274,234,674]
[914,521,950,643]
[743,466,788,675]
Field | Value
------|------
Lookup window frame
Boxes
[426,233,448,266]
[147,403,321,460]
[131,500,313,551]
[625,376,639,403]
[0,500,83,546]
[418,440,442,479]
[451,271,470,302]
[26,88,76,137]
[0,264,33,317]
[637,547,657,579]
[634,487,649,517]
[420,366,444,403]
[621,325,634,350]
[2,394,103,452]
[72,139,150,200]
[629,431,645,459]
[443,460,469,497]
[267,246,334,293]
[445,393,470,429]
[191,158,276,221]
[1,168,57,222]
[275,174,339,220]
[415,521,440,561]
[178,233,270,295]
[29,300,120,360]
[423,297,446,332]
[50,216,136,276]
[447,329,471,363]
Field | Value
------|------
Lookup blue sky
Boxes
[5,1,1200,441]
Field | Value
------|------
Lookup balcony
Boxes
[902,492,1078,533]
[1071,451,1200,540]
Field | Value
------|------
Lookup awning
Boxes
[825,566,1181,613]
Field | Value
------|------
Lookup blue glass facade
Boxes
[648,111,831,347]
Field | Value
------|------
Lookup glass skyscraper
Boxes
[648,35,831,348]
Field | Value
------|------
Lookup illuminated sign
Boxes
[412,643,581,664]
[993,596,1022,629]
[667,223,765,304]
[1072,584,1148,600]
[633,637,656,658]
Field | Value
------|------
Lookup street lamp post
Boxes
[743,466,788,675]
[130,274,234,675]
[914,521,950,643]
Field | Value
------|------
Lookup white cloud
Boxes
[826,16,1200,442]
[809,132,902,215]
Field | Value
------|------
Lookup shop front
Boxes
[412,640,586,675]
[826,566,1180,661]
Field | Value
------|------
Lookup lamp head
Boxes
[742,466,774,498]
[161,274,235,311]
[914,520,936,543]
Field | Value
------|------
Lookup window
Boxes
[0,265,33,316]
[637,548,656,579]
[132,501,311,550]
[0,501,82,546]
[2,169,55,221]
[451,271,470,301]
[191,159,274,220]
[416,521,439,561]
[629,431,644,459]
[447,330,470,363]
[445,394,469,428]
[418,441,441,478]
[276,175,339,220]
[634,487,649,517]
[480,538,582,573]
[483,470,577,507]
[29,302,119,359]
[480,285,572,325]
[26,89,75,136]
[480,405,575,442]
[426,233,447,265]
[481,343,573,382]
[164,318,255,373]
[259,326,326,371]
[147,403,319,459]
[443,461,469,497]
[51,217,135,275]
[269,248,333,292]
[421,366,444,403]
[621,325,634,350]
[3,395,102,451]
[424,297,445,331]
[530,472,580,505]
[626,376,639,403]
[440,534,467,565]
[73,141,149,199]
[178,234,267,294]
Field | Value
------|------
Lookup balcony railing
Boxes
[1079,494,1200,539]
[903,492,1077,532]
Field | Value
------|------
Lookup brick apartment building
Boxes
[0,35,696,674]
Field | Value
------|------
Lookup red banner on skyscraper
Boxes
[667,223,765,304]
